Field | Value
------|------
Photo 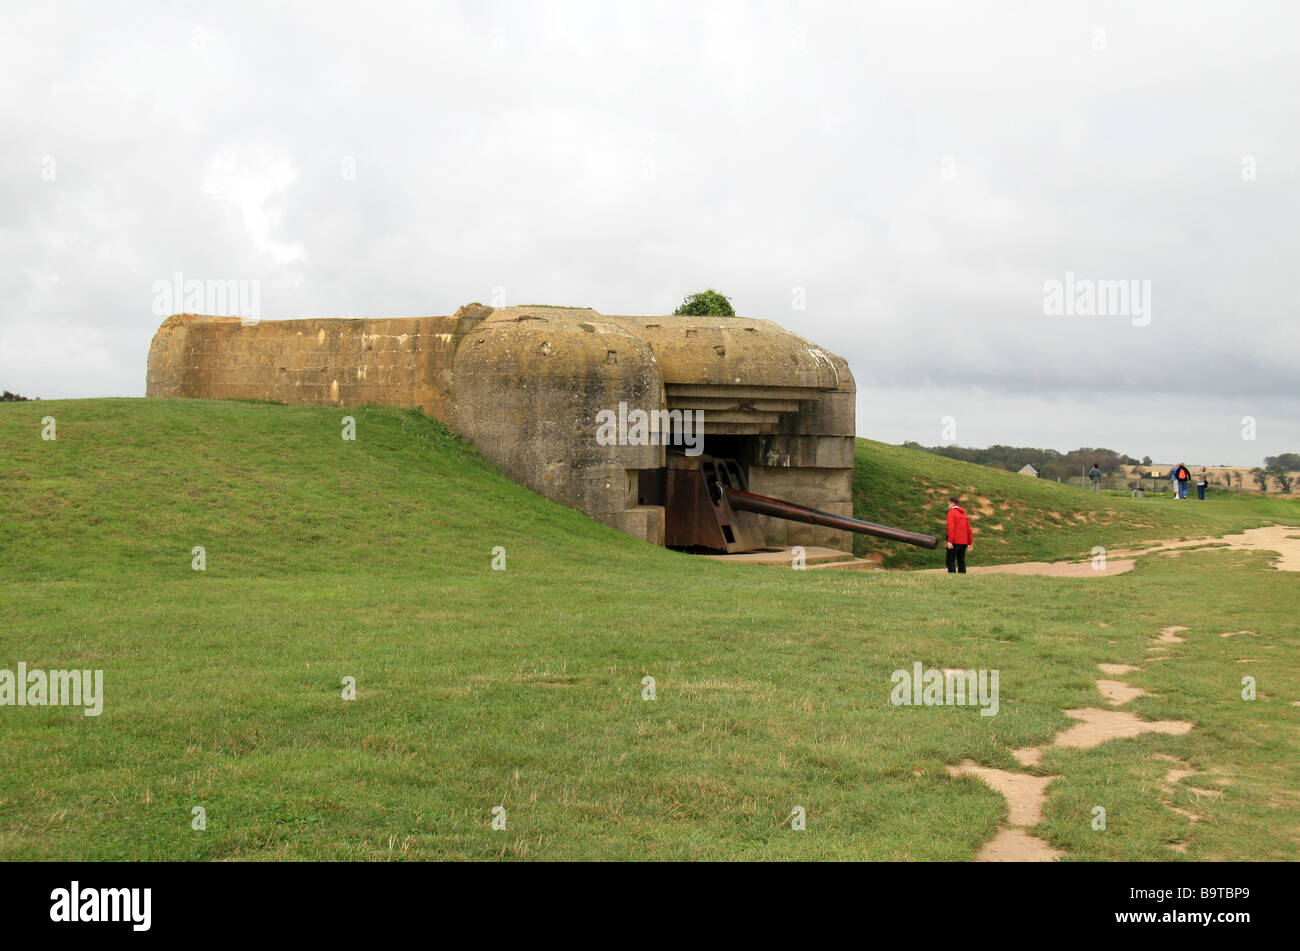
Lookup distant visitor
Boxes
[945,497,974,574]
[1170,463,1191,500]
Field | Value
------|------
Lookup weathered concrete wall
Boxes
[146,303,856,552]
[450,307,666,543]
[745,437,856,551]
[146,304,492,424]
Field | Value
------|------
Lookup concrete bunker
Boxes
[147,303,932,553]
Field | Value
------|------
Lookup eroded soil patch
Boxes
[1097,680,1148,705]
[920,559,1135,578]
[972,826,1063,862]
[917,524,1300,579]
[947,761,1063,861]
[1114,525,1300,572]
[955,659,1196,862]
[1053,708,1193,748]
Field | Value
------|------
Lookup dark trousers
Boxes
[946,544,968,573]
[1197,483,1206,500]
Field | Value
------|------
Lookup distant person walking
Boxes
[1088,462,1102,492]
[1171,463,1191,500]
[1197,468,1209,500]
[945,497,973,574]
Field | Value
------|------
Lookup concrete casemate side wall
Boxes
[146,304,494,424]
[450,308,668,544]
[146,303,856,551]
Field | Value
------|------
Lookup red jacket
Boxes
[946,506,973,545]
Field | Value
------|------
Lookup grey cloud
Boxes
[3,0,1296,464]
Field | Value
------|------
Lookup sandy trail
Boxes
[924,524,1300,577]
[946,759,1064,861]
[954,659,1198,861]
[1096,680,1148,704]
[1156,626,1188,643]
[921,559,1135,577]
[967,827,1062,861]
[941,533,1268,859]
[1098,664,1142,675]
[1052,708,1192,748]
[1112,524,1300,570]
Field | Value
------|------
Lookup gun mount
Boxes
[664,454,938,553]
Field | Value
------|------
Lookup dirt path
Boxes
[952,614,1256,860]
[923,524,1300,577]
[1111,524,1300,571]
[941,530,1277,858]
[921,559,1135,577]
[946,762,1063,861]
[953,655,1197,861]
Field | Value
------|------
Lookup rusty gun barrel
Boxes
[720,486,939,550]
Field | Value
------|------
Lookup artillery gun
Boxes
[664,454,938,553]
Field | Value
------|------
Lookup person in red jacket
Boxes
[945,497,974,573]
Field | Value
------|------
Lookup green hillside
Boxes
[852,438,1294,567]
[1,399,1296,861]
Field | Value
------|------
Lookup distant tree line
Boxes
[901,440,1298,495]
[900,443,1137,482]
[2,391,37,402]
[1250,454,1299,494]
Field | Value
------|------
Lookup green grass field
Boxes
[1,399,1296,860]
[852,438,1300,567]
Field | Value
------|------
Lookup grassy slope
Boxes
[852,437,1299,567]
[1,399,1296,861]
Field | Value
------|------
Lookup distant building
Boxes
[1017,464,1039,477]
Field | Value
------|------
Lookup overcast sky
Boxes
[4,0,1296,465]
